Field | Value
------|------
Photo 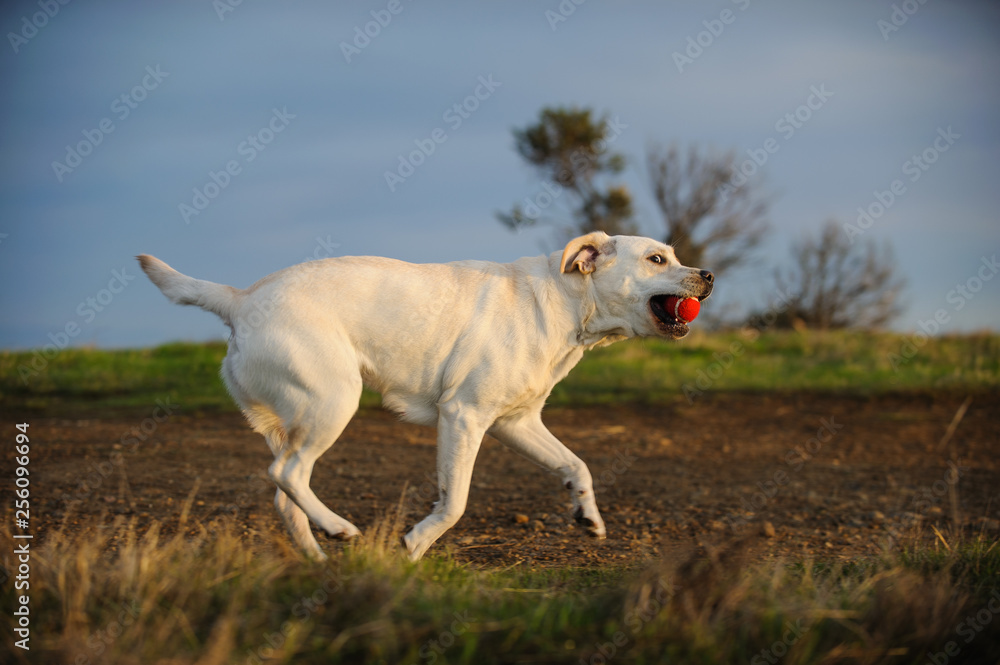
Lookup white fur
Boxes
[138,232,713,560]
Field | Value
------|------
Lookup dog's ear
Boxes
[560,232,614,275]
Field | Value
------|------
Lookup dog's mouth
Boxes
[649,295,691,338]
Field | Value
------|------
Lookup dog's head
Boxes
[559,232,714,341]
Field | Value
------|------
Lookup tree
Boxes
[772,219,906,330]
[646,143,769,274]
[498,107,637,236]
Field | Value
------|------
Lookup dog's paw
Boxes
[573,507,606,539]
[331,531,359,541]
[322,524,361,541]
[304,547,329,562]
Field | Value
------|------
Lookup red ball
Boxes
[664,296,700,322]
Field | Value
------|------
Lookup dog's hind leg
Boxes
[274,487,326,560]
[245,409,328,559]
[267,376,364,545]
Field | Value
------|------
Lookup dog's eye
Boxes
[648,255,664,265]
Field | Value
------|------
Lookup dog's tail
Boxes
[137,254,242,325]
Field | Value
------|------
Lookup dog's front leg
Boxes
[403,403,488,561]
[489,413,607,539]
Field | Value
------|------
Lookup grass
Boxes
[3,505,998,665]
[554,329,1000,404]
[2,331,998,415]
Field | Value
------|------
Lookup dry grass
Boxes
[3,499,998,665]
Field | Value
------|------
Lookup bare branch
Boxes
[646,142,770,273]
[773,220,906,330]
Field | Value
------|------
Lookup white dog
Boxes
[138,232,713,560]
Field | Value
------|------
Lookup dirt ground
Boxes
[12,392,1000,568]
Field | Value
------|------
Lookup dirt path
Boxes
[12,393,999,567]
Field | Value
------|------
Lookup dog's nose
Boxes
[699,269,714,284]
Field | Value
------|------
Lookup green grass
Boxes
[552,329,1000,404]
[2,331,997,414]
[4,508,998,665]
[0,342,237,414]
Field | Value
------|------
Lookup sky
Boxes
[1,0,998,350]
